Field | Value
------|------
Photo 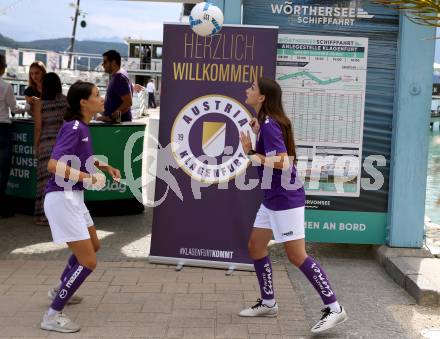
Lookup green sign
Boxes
[305,210,387,244]
[6,122,37,198]
[85,124,144,201]
[6,121,145,202]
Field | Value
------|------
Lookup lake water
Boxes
[426,130,440,224]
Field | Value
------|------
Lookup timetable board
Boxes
[277,34,369,197]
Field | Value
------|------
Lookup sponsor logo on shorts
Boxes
[282,231,294,237]
[59,289,68,299]
[81,137,89,142]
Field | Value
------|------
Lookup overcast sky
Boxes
[0,0,182,42]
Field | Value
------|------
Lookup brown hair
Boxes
[65,81,95,121]
[41,72,62,100]
[28,61,47,90]
[256,78,297,160]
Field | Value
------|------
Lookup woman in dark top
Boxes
[24,61,46,116]
[33,73,67,225]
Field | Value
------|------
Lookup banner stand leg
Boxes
[226,266,235,276]
[175,262,184,271]
[148,256,254,272]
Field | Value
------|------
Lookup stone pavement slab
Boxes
[375,245,440,306]
[384,256,440,306]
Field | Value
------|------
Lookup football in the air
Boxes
[189,2,224,37]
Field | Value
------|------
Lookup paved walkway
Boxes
[0,211,439,338]
[0,259,310,338]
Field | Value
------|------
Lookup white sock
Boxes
[326,301,341,313]
[47,307,59,317]
[262,299,276,307]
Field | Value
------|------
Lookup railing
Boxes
[123,58,162,72]
[0,46,163,73]
[432,110,440,118]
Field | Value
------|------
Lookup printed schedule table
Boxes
[283,91,362,145]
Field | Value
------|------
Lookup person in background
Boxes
[145,46,152,70]
[140,45,147,70]
[146,79,156,109]
[33,72,67,225]
[0,55,22,218]
[24,61,47,117]
[97,50,133,123]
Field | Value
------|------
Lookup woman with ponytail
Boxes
[239,78,347,334]
[40,81,121,333]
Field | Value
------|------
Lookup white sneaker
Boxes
[311,306,348,333]
[239,299,278,317]
[48,286,83,305]
[40,312,80,333]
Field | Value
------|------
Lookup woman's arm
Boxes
[6,84,17,109]
[94,159,121,181]
[249,152,291,170]
[25,96,39,117]
[240,131,292,170]
[5,84,24,115]
[47,158,93,182]
[24,95,33,105]
[47,159,107,191]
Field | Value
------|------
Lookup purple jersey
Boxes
[104,69,132,122]
[255,116,305,211]
[45,120,94,194]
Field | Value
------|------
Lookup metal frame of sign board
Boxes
[148,256,254,272]
[162,21,279,30]
[149,23,279,271]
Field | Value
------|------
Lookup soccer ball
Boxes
[189,2,224,37]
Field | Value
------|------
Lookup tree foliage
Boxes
[375,1,440,27]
